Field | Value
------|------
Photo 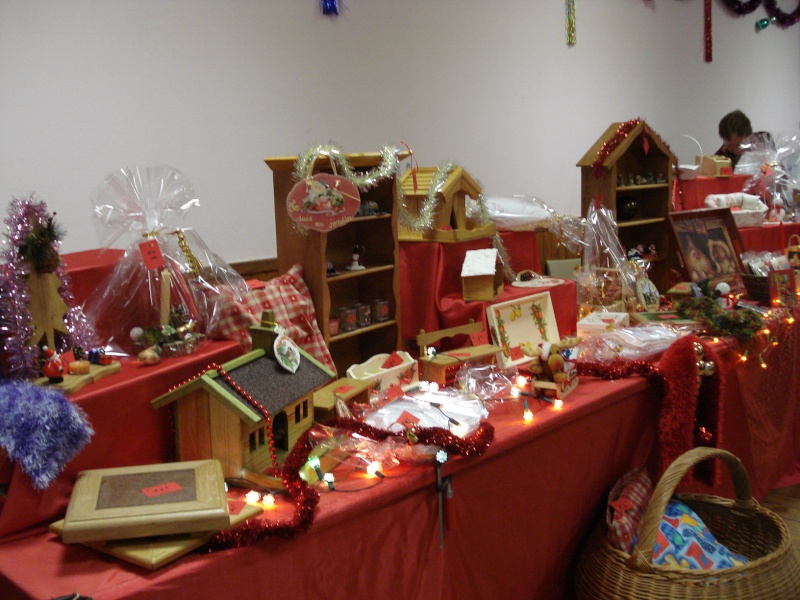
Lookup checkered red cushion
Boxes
[211,263,335,373]
[606,467,653,553]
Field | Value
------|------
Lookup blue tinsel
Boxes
[0,380,94,489]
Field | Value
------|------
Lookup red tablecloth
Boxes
[739,222,800,253]
[0,376,659,600]
[673,175,750,210]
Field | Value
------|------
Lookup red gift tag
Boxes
[381,351,404,369]
[642,134,650,155]
[509,346,524,360]
[140,481,182,498]
[470,330,489,346]
[246,279,267,290]
[396,409,420,427]
[609,497,635,514]
[448,352,470,358]
[334,385,355,395]
[139,239,165,270]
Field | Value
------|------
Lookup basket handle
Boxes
[788,234,800,247]
[625,447,755,572]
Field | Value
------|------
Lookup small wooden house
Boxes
[461,248,504,301]
[151,311,334,484]
[399,166,496,242]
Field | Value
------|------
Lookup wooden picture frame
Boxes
[61,460,230,544]
[668,208,745,295]
[486,291,560,368]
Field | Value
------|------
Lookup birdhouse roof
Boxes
[576,120,676,169]
[400,166,482,200]
[461,248,501,277]
[151,348,334,426]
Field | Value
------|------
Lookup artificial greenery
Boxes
[676,296,763,342]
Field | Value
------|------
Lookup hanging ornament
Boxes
[286,173,361,232]
[321,0,339,15]
[756,15,778,28]
[274,333,301,373]
[566,0,576,46]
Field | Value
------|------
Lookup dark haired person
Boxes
[715,110,753,168]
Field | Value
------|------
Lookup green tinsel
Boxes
[676,296,763,342]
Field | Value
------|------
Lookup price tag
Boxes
[227,500,245,516]
[140,481,182,498]
[334,385,355,395]
[509,346,524,361]
[396,409,420,428]
[381,351,404,369]
[470,329,489,346]
[139,239,165,271]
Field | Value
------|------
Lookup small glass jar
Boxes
[355,302,371,328]
[328,318,340,337]
[371,299,390,322]
[338,306,357,332]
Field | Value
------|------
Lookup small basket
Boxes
[741,274,770,304]
[575,447,800,600]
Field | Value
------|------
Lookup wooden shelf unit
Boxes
[265,153,402,375]
[577,121,676,292]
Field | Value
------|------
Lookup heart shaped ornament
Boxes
[286,173,361,232]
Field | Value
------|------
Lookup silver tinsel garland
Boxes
[290,144,515,279]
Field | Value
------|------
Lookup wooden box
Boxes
[312,377,374,422]
[417,344,502,386]
[61,460,230,544]
[698,155,733,177]
[487,291,560,368]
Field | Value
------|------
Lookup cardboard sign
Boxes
[287,173,361,232]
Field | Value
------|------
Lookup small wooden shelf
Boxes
[577,121,676,292]
[618,217,666,229]
[266,151,403,375]
[616,183,670,192]
[329,319,397,343]
[327,264,394,282]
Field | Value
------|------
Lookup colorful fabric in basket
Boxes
[606,467,653,554]
[652,498,749,570]
[212,264,335,373]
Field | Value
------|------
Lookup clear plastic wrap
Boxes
[575,325,685,363]
[307,423,401,473]
[735,131,800,221]
[483,195,555,231]
[84,166,248,356]
[364,385,487,438]
[453,363,517,407]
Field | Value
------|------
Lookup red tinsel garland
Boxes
[575,335,724,486]
[202,411,494,550]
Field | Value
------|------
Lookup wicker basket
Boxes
[575,447,800,599]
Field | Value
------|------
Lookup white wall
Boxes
[1,0,798,261]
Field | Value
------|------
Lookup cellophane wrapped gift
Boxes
[736,131,800,221]
[84,165,248,356]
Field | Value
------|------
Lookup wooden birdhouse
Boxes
[461,248,504,301]
[399,166,497,242]
[151,311,335,486]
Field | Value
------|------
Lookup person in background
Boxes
[715,110,752,168]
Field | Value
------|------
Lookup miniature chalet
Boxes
[399,166,496,242]
[151,311,335,484]
[461,248,504,302]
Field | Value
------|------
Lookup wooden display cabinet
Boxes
[265,153,403,375]
[577,121,676,292]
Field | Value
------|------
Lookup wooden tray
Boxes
[51,499,261,570]
[61,459,230,544]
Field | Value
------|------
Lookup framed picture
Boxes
[768,269,796,308]
[486,291,560,368]
[668,208,745,295]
